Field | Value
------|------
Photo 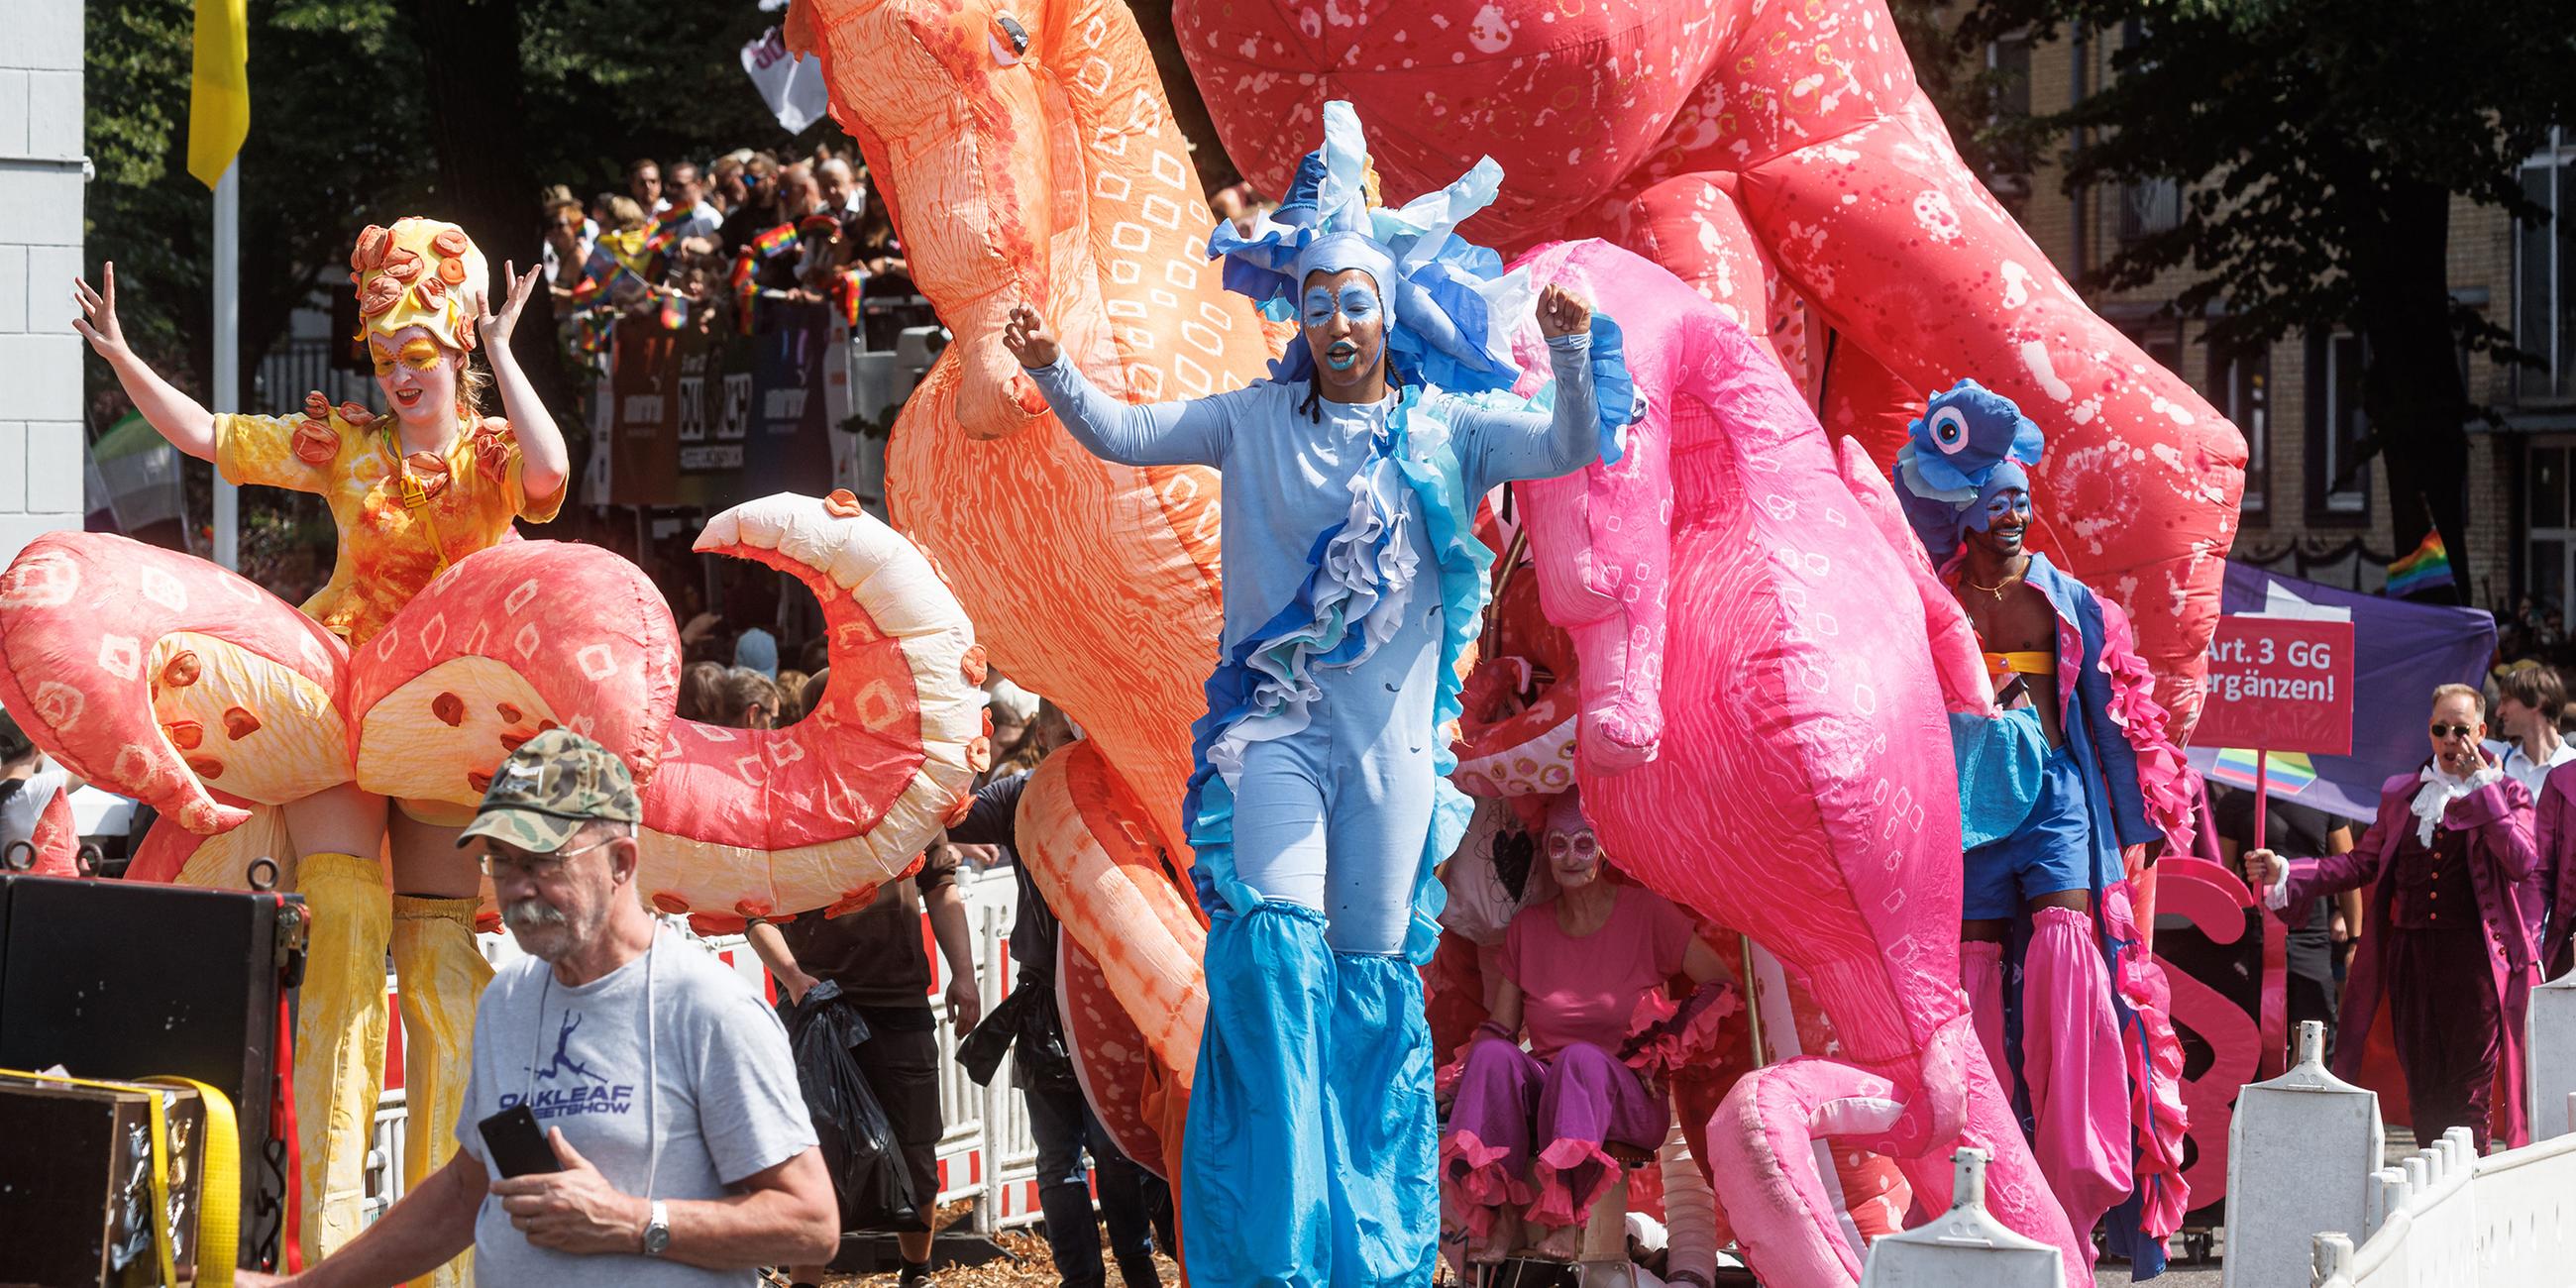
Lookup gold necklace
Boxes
[1962,562,2029,600]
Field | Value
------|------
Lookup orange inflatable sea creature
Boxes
[789,0,1286,1175]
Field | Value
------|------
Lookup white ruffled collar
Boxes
[2409,759,2502,847]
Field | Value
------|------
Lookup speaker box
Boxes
[0,874,302,1271]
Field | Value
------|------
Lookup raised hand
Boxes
[1001,304,1060,369]
[476,260,545,353]
[1536,282,1593,339]
[70,264,132,363]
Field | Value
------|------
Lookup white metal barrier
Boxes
[2526,971,2576,1142]
[2223,1021,2384,1288]
[362,866,1045,1234]
[1857,1147,2061,1287]
[2228,973,2576,1287]
[2311,1126,2576,1288]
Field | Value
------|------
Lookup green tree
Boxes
[87,0,815,419]
[1940,0,2576,603]
[86,0,430,408]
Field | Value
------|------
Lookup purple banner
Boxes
[2185,562,2496,821]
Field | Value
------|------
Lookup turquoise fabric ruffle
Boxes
[1950,706,2050,849]
[1179,384,1492,965]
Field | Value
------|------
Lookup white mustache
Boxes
[503,898,567,929]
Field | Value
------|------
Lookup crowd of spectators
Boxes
[536,146,914,354]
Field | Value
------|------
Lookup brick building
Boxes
[0,0,85,566]
[1986,25,2570,614]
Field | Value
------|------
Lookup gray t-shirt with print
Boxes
[455,931,817,1286]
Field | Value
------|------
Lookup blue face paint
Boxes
[1968,487,2031,543]
[1302,278,1384,374]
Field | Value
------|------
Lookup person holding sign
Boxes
[1893,380,2198,1267]
[2245,684,2544,1148]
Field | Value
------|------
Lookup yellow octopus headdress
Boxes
[348,218,490,353]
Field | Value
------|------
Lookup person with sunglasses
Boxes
[540,194,597,303]
[240,730,840,1288]
[1439,791,1736,1267]
[2246,683,2544,1149]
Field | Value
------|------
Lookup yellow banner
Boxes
[186,0,250,188]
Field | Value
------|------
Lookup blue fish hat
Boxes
[1209,101,1533,396]
[1893,378,2046,565]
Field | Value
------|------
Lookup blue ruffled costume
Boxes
[1020,102,1634,1287]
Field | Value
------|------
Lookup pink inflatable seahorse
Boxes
[1507,239,2093,1288]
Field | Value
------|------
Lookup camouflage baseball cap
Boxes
[456,729,641,853]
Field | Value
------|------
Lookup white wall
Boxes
[0,0,85,564]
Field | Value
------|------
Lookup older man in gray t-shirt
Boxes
[240,731,836,1288]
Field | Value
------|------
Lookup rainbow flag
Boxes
[2207,746,2318,795]
[749,222,799,258]
[831,269,864,328]
[2387,531,2455,597]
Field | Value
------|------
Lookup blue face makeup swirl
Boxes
[1303,280,1384,374]
[1974,488,2033,534]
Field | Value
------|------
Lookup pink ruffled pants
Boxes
[1961,906,2132,1259]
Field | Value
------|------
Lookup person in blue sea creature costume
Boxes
[1898,378,2200,1276]
[1000,100,1637,1288]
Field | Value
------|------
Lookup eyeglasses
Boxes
[2430,723,2476,740]
[1545,830,1600,862]
[549,221,580,232]
[480,833,617,881]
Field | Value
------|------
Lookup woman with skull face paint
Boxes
[1001,102,1637,1288]
[74,219,568,1274]
[1441,791,1736,1265]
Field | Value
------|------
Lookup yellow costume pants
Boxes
[292,852,391,1265]
[393,894,489,1288]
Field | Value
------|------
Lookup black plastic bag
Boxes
[788,979,920,1233]
[956,984,1078,1092]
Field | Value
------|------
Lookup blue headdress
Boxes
[1892,378,2046,565]
[1208,101,1534,398]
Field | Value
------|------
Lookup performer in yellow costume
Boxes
[74,219,567,1281]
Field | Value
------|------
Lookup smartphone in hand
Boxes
[478,1104,562,1178]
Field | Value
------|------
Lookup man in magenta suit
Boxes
[2246,683,2543,1148]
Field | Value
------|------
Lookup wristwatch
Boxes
[642,1200,671,1257]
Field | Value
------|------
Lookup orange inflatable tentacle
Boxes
[645,492,984,928]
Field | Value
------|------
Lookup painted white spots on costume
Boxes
[1911,190,1962,244]
[1999,260,2033,310]
[2018,341,2074,401]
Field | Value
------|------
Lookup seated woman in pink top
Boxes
[1443,791,1739,1262]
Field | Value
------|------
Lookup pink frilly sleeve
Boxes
[2100,881,2192,1243]
[2096,596,2200,855]
[1620,980,1745,1084]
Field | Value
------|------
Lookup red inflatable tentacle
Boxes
[0,533,350,836]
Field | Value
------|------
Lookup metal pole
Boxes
[213,162,241,571]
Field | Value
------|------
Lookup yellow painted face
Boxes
[370,335,447,377]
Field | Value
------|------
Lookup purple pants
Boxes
[1441,1035,1665,1235]
[2388,926,2500,1145]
